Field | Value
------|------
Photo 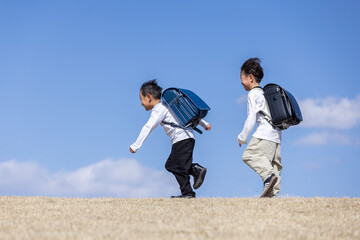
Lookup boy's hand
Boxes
[129,147,135,153]
[205,123,211,131]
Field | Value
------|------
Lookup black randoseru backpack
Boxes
[262,84,303,130]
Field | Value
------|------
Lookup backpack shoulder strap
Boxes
[259,111,282,130]
[257,86,283,130]
[162,121,203,134]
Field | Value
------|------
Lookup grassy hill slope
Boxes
[0,197,359,239]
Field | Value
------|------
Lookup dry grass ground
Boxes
[0,197,359,240]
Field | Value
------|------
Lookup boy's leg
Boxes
[271,143,282,196]
[165,138,195,195]
[242,137,276,182]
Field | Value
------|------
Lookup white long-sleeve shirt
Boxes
[130,101,209,152]
[237,87,281,144]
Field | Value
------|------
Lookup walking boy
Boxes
[130,79,211,198]
[237,58,282,197]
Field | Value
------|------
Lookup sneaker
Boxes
[261,174,278,198]
[171,192,196,199]
[191,163,207,189]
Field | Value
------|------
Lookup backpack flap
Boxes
[162,88,210,132]
[283,89,303,124]
[177,88,211,122]
[263,84,292,125]
[263,83,303,130]
[178,88,211,111]
[162,88,191,126]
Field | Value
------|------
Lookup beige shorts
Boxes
[242,137,282,195]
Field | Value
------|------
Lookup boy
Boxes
[130,79,211,199]
[237,58,282,198]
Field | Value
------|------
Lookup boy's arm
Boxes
[199,119,211,130]
[237,95,257,144]
[130,107,164,153]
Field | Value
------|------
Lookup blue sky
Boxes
[1,0,359,198]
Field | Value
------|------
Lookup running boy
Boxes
[130,79,211,198]
[237,58,282,197]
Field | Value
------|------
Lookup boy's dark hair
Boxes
[241,57,264,83]
[140,79,162,99]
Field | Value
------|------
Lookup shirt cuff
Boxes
[199,119,209,129]
[130,144,139,152]
[237,135,247,144]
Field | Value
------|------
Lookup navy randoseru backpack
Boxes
[262,84,303,130]
[161,88,210,134]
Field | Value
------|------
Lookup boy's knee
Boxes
[242,152,251,163]
[165,160,179,172]
[165,161,172,172]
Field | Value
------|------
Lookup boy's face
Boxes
[240,71,256,91]
[139,92,155,111]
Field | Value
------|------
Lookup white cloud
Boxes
[298,95,360,129]
[236,95,247,105]
[0,158,178,198]
[295,131,360,146]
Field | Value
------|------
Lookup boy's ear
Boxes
[249,74,255,82]
[146,93,153,101]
